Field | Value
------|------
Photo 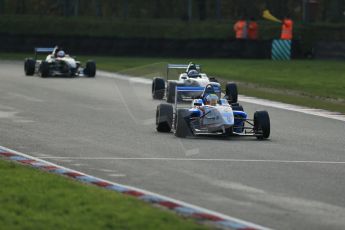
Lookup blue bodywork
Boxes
[176,86,205,92]
[175,85,222,104]
[189,108,202,117]
[233,111,247,133]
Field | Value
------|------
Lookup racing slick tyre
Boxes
[209,77,218,83]
[224,127,233,136]
[166,81,177,103]
[24,58,35,76]
[254,111,270,140]
[40,61,50,78]
[231,105,244,111]
[225,82,238,103]
[85,60,96,77]
[152,77,165,100]
[175,109,192,138]
[156,103,173,132]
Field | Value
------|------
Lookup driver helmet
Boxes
[205,94,218,106]
[193,99,203,107]
[57,50,65,58]
[187,62,197,71]
[187,69,199,78]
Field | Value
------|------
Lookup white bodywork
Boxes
[190,99,234,133]
[46,54,78,69]
[202,106,234,132]
[177,73,211,87]
[173,73,221,98]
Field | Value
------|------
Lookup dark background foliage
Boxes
[0,0,344,23]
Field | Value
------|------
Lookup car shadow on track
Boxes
[152,131,271,142]
[24,75,94,79]
[188,135,270,142]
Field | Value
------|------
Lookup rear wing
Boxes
[174,86,204,109]
[167,63,201,81]
[34,47,55,59]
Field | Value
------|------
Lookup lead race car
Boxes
[24,46,96,78]
[152,63,238,104]
[155,84,270,139]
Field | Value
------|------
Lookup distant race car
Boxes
[152,63,238,104]
[155,84,270,139]
[24,47,96,78]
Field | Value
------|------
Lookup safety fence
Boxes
[0,33,305,59]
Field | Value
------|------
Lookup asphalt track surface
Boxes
[1,61,345,230]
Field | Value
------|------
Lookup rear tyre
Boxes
[85,60,96,77]
[225,82,238,103]
[152,77,165,99]
[156,104,173,132]
[166,81,177,103]
[40,61,50,78]
[209,77,218,82]
[231,105,244,111]
[254,111,270,139]
[175,109,192,138]
[24,58,35,76]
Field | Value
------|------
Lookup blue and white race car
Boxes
[155,84,270,139]
[152,62,238,104]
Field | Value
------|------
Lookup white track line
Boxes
[39,156,345,164]
[240,95,345,122]
[98,70,345,122]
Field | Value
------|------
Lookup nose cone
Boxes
[222,110,234,125]
[66,59,77,68]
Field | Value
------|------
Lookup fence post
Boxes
[188,0,192,21]
[123,0,128,19]
[215,0,221,20]
[0,0,4,14]
[74,0,79,16]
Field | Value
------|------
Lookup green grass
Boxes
[1,52,345,113]
[203,59,345,99]
[0,160,209,230]
[88,56,345,113]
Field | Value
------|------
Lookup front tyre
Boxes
[84,60,96,77]
[175,109,192,138]
[24,58,36,76]
[224,127,233,136]
[254,111,270,139]
[152,77,165,99]
[40,61,50,78]
[156,104,173,132]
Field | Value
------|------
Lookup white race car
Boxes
[152,63,238,104]
[155,84,270,139]
[24,46,96,78]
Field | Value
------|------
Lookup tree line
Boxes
[0,0,344,22]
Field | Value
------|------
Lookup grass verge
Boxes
[1,52,344,113]
[0,159,209,230]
